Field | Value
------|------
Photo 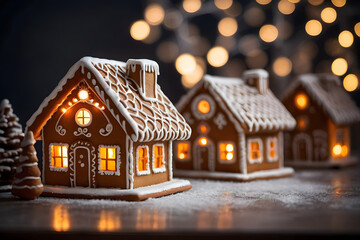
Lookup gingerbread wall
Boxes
[42,82,127,189]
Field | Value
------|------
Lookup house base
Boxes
[41,179,192,201]
[285,156,357,169]
[174,167,294,182]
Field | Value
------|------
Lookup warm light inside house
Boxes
[78,89,89,100]
[76,109,92,126]
[295,93,309,110]
[331,0,346,8]
[177,142,190,159]
[53,205,70,232]
[218,17,238,37]
[144,4,165,25]
[278,0,295,15]
[130,20,150,41]
[305,20,322,36]
[200,124,207,133]
[100,147,116,171]
[331,58,348,76]
[51,145,68,168]
[198,100,210,114]
[61,108,67,113]
[154,145,164,168]
[338,30,354,48]
[343,74,359,92]
[220,143,234,161]
[68,102,72,106]
[73,98,78,103]
[341,145,349,157]
[94,102,99,107]
[332,144,342,156]
[297,117,307,130]
[268,139,277,159]
[199,137,208,146]
[321,7,337,23]
[207,46,229,67]
[273,57,292,77]
[183,0,201,13]
[259,24,278,42]
[214,0,233,10]
[250,141,261,160]
[138,147,149,171]
[175,53,197,75]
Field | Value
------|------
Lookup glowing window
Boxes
[267,138,278,161]
[100,147,117,171]
[248,139,263,163]
[297,116,307,130]
[219,143,234,162]
[332,128,349,158]
[75,108,92,126]
[198,137,208,146]
[153,145,164,169]
[198,100,210,114]
[177,142,190,160]
[138,147,149,172]
[199,124,208,134]
[294,93,308,110]
[50,145,68,168]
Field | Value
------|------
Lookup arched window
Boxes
[75,108,92,126]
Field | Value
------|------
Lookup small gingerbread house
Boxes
[174,70,296,181]
[26,57,192,200]
[282,73,360,168]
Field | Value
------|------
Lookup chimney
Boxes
[243,69,269,94]
[126,59,160,98]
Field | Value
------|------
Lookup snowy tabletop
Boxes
[1,163,360,238]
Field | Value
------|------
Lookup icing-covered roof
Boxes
[27,57,191,142]
[282,73,360,125]
[177,74,296,133]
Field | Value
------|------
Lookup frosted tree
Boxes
[12,131,43,199]
[0,99,24,191]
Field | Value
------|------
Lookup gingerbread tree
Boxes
[12,131,43,199]
[0,99,24,191]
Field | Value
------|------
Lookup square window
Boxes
[248,139,263,164]
[50,144,69,169]
[99,147,117,171]
[138,147,149,172]
[219,143,235,162]
[177,142,190,160]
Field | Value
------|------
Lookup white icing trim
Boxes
[168,141,173,180]
[217,141,236,164]
[279,132,284,168]
[97,145,121,176]
[13,176,41,184]
[191,94,216,120]
[48,143,69,172]
[16,162,38,173]
[247,138,263,164]
[73,127,91,137]
[239,132,247,174]
[75,108,92,127]
[266,137,278,162]
[174,141,191,161]
[126,136,134,189]
[135,145,150,176]
[152,144,166,173]
[12,184,43,189]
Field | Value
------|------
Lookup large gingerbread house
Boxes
[26,57,192,200]
[174,70,296,181]
[282,73,360,168]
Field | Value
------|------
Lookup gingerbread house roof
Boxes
[177,74,296,133]
[282,73,360,125]
[26,57,191,142]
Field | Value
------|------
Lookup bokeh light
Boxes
[305,20,322,36]
[278,0,295,15]
[331,0,346,8]
[273,57,292,77]
[218,17,238,37]
[244,7,265,27]
[164,10,183,29]
[338,30,354,48]
[183,0,201,13]
[207,46,229,67]
[156,41,179,63]
[141,25,161,44]
[343,74,359,92]
[288,0,300,3]
[331,58,348,76]
[321,7,337,23]
[256,0,272,5]
[130,20,150,40]
[175,53,197,75]
[354,22,360,37]
[214,0,233,10]
[259,24,278,42]
[144,4,165,25]
[308,0,324,6]
[181,58,206,88]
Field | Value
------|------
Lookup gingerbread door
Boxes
[193,140,215,171]
[293,133,312,161]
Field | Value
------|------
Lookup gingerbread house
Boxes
[25,57,192,200]
[282,73,360,168]
[174,70,296,181]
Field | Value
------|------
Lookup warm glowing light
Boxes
[51,145,69,168]
[288,0,300,2]
[199,137,208,146]
[144,4,165,25]
[273,57,292,77]
[137,147,148,172]
[331,58,348,76]
[200,125,207,133]
[183,0,201,13]
[177,142,190,160]
[72,98,78,103]
[256,0,272,5]
[278,0,295,15]
[259,24,278,43]
[321,7,337,23]
[61,108,67,113]
[68,102,72,106]
[332,144,342,156]
[218,17,238,37]
[226,144,234,152]
[98,211,121,232]
[343,74,359,92]
[78,90,89,100]
[215,0,233,10]
[297,117,307,130]
[181,63,205,88]
[341,145,348,157]
[226,153,234,160]
[175,53,197,75]
[198,100,210,114]
[295,93,309,110]
[130,20,150,41]
[331,0,346,7]
[179,153,185,159]
[53,205,70,232]
[220,143,234,161]
[101,106,105,110]
[154,145,164,169]
[308,0,324,6]
[76,108,92,126]
[338,30,354,48]
[207,46,229,67]
[305,20,322,36]
[354,23,360,37]
[94,102,99,107]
